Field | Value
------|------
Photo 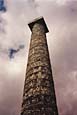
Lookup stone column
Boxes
[21,17,58,115]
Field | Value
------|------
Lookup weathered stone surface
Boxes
[21,19,58,115]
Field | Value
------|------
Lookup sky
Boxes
[0,0,77,115]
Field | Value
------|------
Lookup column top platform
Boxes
[28,17,49,33]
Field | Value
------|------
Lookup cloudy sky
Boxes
[0,0,77,115]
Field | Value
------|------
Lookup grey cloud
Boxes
[0,0,77,115]
[28,0,38,8]
[0,15,6,34]
[0,57,26,115]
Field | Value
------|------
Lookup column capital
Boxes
[28,17,49,33]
